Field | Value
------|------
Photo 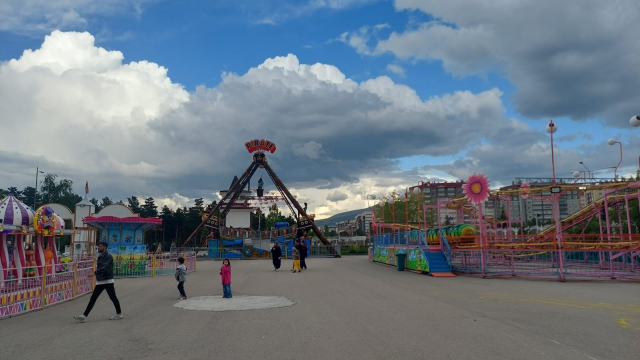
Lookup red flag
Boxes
[85,181,89,195]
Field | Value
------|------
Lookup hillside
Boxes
[314,208,368,228]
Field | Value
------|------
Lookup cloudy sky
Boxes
[1,0,639,219]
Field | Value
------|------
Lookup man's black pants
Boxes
[83,283,121,316]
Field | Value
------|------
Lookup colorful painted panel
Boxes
[373,247,429,272]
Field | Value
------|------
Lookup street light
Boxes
[34,167,44,209]
[545,119,565,279]
[579,161,592,179]
[629,115,640,171]
[607,138,623,180]
[546,120,558,185]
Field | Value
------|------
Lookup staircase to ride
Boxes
[418,230,456,277]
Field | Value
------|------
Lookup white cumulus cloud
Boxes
[4,30,621,218]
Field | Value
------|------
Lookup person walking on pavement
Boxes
[271,241,282,271]
[74,241,123,322]
[299,237,308,270]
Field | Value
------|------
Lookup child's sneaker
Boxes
[109,314,124,320]
[74,315,86,322]
[181,297,187,300]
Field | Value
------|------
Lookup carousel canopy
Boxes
[0,193,35,226]
[83,216,162,230]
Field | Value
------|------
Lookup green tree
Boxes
[283,214,296,226]
[20,186,36,209]
[89,198,101,212]
[141,197,158,217]
[7,186,21,197]
[252,210,266,230]
[324,224,329,234]
[101,197,113,208]
[127,196,142,214]
[38,174,81,209]
[265,204,283,230]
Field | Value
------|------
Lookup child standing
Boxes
[292,241,301,273]
[175,257,187,300]
[219,259,232,298]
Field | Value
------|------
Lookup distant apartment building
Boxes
[417,181,464,225]
[355,211,373,235]
[501,178,594,223]
[336,220,356,236]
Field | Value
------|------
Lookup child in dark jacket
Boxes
[175,257,187,300]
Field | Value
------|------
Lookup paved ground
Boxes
[1,256,639,360]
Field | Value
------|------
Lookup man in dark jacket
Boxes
[74,241,122,322]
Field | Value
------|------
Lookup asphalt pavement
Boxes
[1,256,638,360]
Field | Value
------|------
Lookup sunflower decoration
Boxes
[520,182,530,199]
[462,173,490,204]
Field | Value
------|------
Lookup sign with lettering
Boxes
[245,139,277,154]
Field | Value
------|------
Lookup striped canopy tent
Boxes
[0,194,35,230]
[0,194,36,285]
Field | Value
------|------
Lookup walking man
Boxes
[74,241,123,322]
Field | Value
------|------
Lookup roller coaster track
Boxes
[534,195,626,238]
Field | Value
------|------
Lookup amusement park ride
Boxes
[181,139,339,257]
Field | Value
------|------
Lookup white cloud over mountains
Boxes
[2,30,637,218]
[343,0,640,127]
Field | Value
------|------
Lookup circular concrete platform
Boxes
[173,296,296,312]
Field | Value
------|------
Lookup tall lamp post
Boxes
[388,196,395,242]
[629,115,640,171]
[546,120,558,185]
[579,161,592,179]
[34,167,44,209]
[607,138,623,180]
[546,119,565,279]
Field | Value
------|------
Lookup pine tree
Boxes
[141,197,158,217]
[127,196,142,214]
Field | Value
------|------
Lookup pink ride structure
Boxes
[372,176,640,281]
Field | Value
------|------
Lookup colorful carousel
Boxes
[82,216,162,277]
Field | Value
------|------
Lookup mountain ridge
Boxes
[313,208,368,228]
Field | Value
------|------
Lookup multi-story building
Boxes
[336,220,356,236]
[501,178,597,224]
[355,210,373,235]
[417,181,499,225]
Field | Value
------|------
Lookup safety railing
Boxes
[1,260,93,319]
[443,233,640,279]
[113,252,197,278]
[439,228,452,269]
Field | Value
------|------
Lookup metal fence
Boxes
[372,231,640,280]
[1,260,93,319]
[1,253,197,319]
[112,252,197,278]
[204,244,344,259]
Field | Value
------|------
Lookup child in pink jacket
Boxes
[219,259,232,298]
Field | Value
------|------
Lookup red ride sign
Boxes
[245,139,277,153]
